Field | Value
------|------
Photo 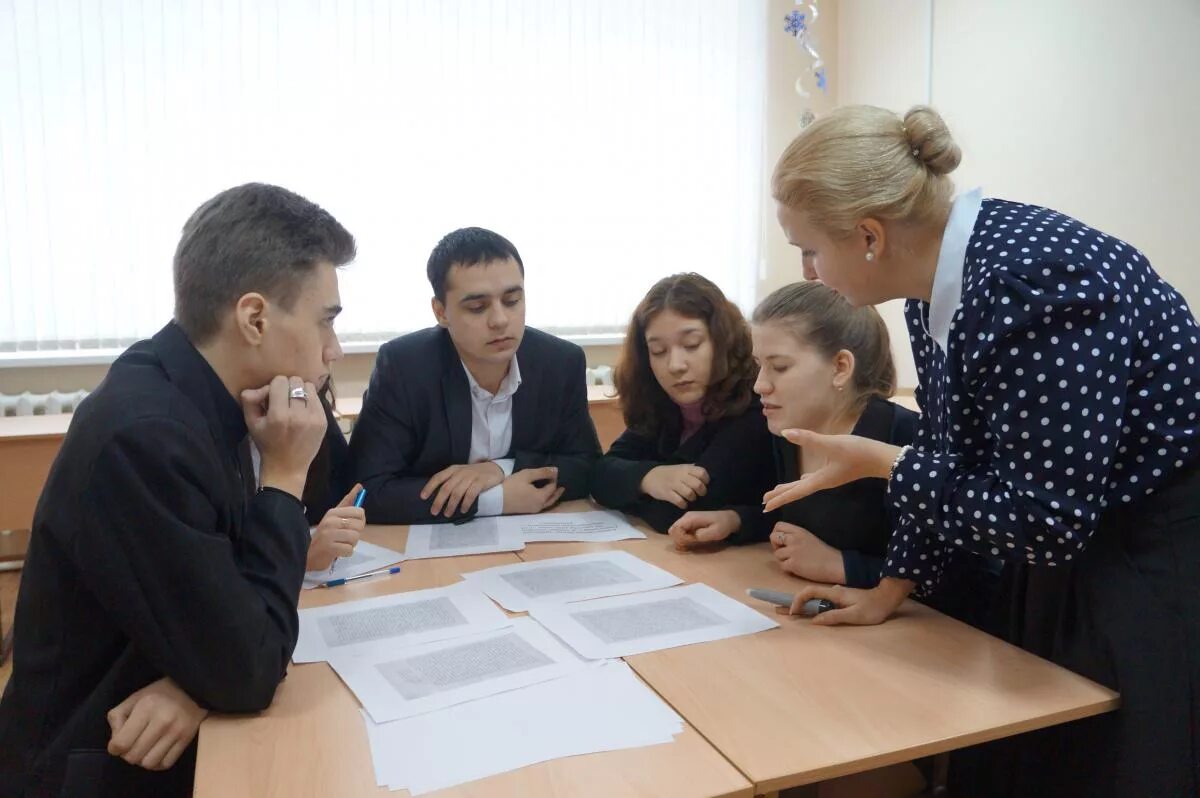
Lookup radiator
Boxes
[0,390,90,417]
[1,370,609,418]
[585,366,614,386]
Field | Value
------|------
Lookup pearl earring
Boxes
[865,251,875,262]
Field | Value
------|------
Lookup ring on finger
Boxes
[288,386,309,402]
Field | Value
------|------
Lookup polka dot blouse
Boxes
[885,198,1200,594]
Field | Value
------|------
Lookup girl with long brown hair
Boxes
[590,273,773,533]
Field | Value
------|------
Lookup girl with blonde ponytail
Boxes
[669,281,922,591]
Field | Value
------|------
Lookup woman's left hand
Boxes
[763,430,901,512]
[770,522,845,585]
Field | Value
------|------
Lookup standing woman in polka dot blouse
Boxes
[761,105,1199,798]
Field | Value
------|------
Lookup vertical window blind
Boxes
[0,0,767,356]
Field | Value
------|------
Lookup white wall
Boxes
[932,0,1200,296]
[837,0,1200,389]
[836,0,934,389]
[759,0,841,299]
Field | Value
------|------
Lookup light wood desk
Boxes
[333,386,627,452]
[0,529,26,668]
[332,389,922,453]
[0,387,623,532]
[0,386,626,532]
[0,414,72,531]
[515,504,1119,793]
[333,390,915,454]
[196,502,1116,797]
[194,524,753,798]
[0,392,917,531]
[581,385,624,451]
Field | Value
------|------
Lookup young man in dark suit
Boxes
[0,184,356,798]
[349,227,600,524]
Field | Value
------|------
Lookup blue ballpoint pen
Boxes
[329,487,368,573]
[320,565,401,589]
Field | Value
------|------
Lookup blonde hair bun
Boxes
[771,104,961,236]
[903,105,961,177]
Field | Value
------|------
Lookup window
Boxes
[0,0,767,356]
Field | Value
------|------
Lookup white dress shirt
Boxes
[926,186,984,353]
[463,356,521,516]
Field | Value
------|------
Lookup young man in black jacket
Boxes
[349,227,600,524]
[0,183,356,798]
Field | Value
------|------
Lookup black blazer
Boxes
[0,323,310,798]
[348,326,601,524]
[591,399,775,534]
[743,396,917,587]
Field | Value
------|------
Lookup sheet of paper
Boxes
[330,617,588,723]
[498,509,647,543]
[404,516,524,560]
[462,550,682,612]
[529,582,779,659]
[292,583,512,663]
[301,540,405,589]
[361,660,683,794]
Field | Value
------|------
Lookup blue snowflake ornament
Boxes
[784,10,806,36]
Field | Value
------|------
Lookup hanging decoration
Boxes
[783,2,826,127]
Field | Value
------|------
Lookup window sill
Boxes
[0,332,627,369]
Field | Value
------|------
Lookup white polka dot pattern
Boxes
[885,199,1200,594]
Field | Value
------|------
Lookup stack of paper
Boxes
[329,618,589,722]
[497,509,647,543]
[293,547,778,794]
[293,583,512,663]
[361,660,684,795]
[404,517,525,560]
[530,582,780,659]
[302,540,405,589]
[463,550,682,611]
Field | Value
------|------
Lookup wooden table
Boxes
[0,415,71,532]
[581,385,624,451]
[517,529,1119,793]
[0,569,16,684]
[194,524,753,798]
[333,386,627,452]
[333,389,912,455]
[0,528,31,564]
[0,387,623,533]
[0,528,28,666]
[195,501,1117,797]
[0,391,921,532]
